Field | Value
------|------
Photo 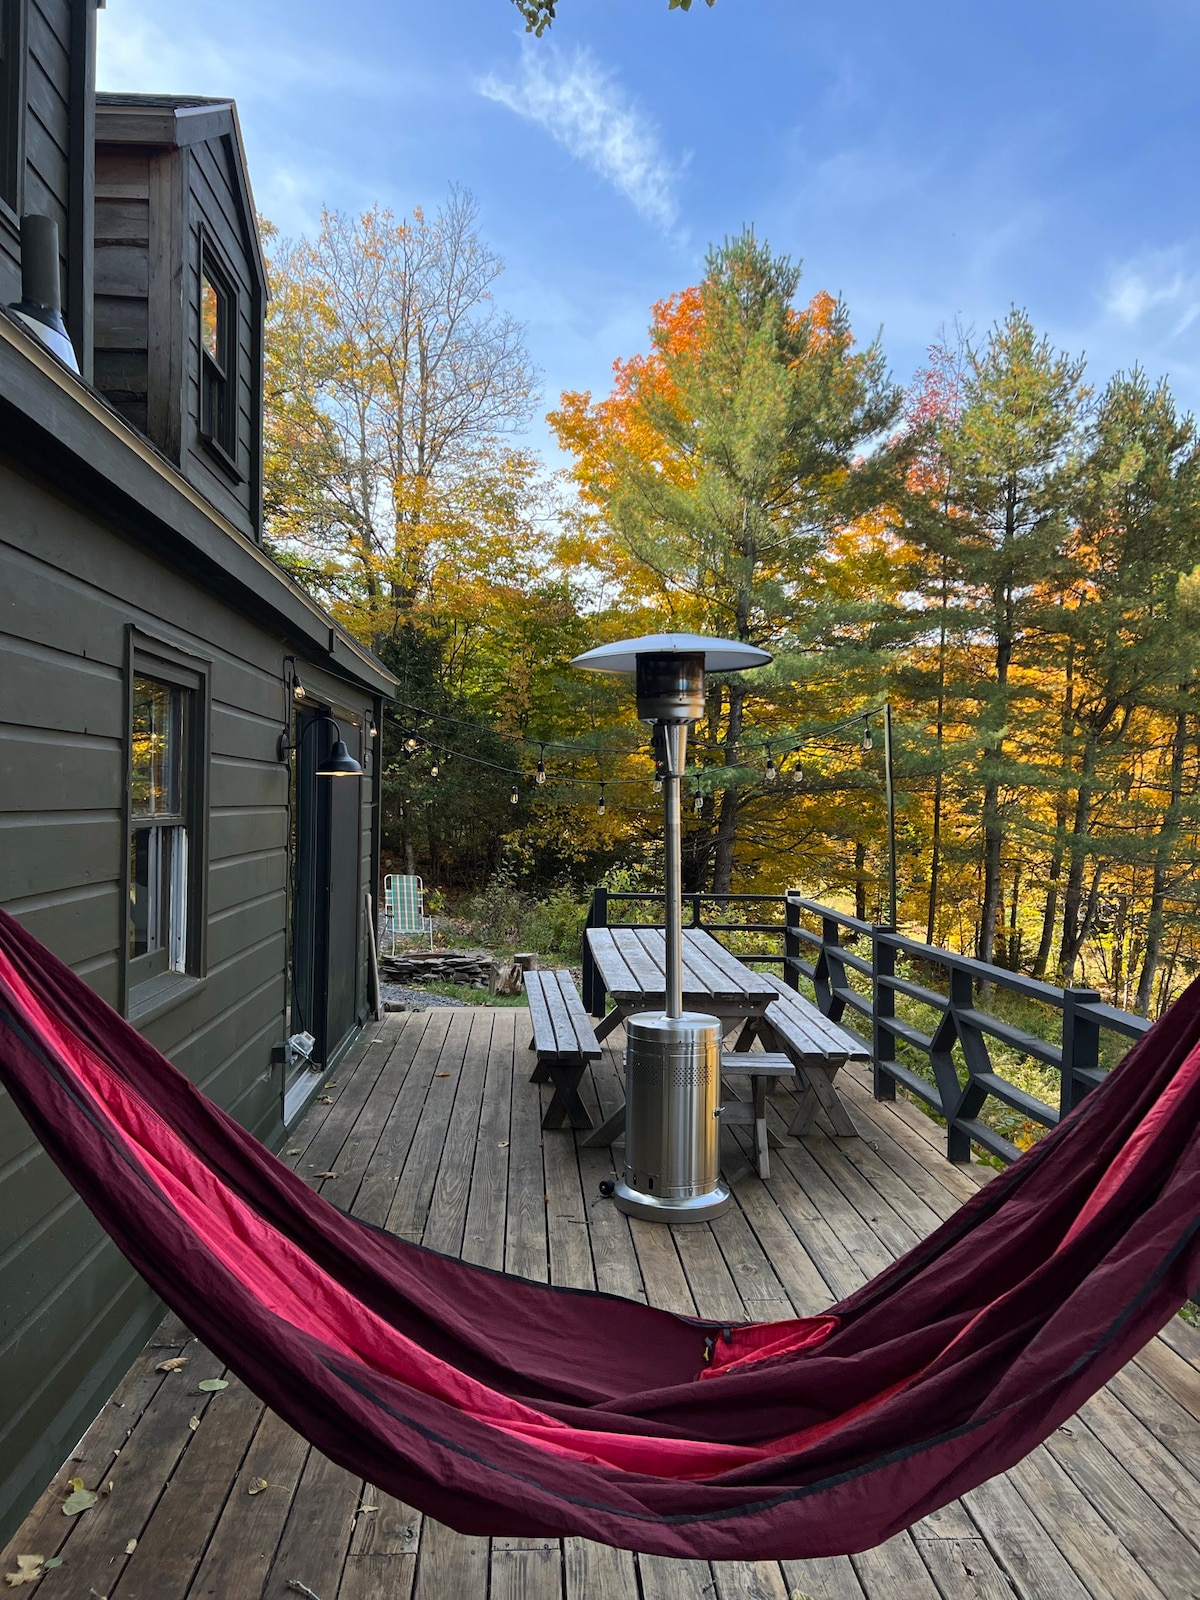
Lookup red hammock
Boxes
[0,907,1197,1560]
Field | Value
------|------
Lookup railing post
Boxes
[1062,987,1101,1115]
[690,893,702,928]
[945,965,978,1165]
[583,886,608,1017]
[871,927,896,1101]
[784,892,801,990]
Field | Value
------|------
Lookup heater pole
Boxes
[662,721,687,1020]
[883,700,897,929]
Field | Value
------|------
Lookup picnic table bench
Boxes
[525,969,601,1130]
[730,974,870,1140]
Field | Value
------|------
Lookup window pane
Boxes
[131,676,181,816]
[129,824,178,959]
[201,273,221,363]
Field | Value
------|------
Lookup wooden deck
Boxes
[6,1006,1200,1599]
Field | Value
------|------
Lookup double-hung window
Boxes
[199,236,238,468]
[125,641,208,1013]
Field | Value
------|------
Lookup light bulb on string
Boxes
[765,747,777,783]
[536,744,546,785]
[597,783,606,817]
[861,718,873,752]
[404,736,420,753]
[793,761,803,785]
[653,772,663,794]
[510,782,519,805]
[429,763,439,778]
[693,791,704,815]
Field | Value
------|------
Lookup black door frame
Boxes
[290,704,362,1089]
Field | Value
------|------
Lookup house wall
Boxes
[182,135,262,538]
[91,128,262,541]
[91,141,151,434]
[0,458,380,1548]
[91,140,151,432]
[0,0,91,370]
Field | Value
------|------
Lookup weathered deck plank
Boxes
[3,1007,1196,1600]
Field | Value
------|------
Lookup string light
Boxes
[429,763,439,778]
[861,718,873,752]
[597,783,607,817]
[536,744,546,785]
[653,772,663,794]
[510,783,519,805]
[765,747,777,783]
[403,736,420,753]
[793,762,803,785]
[694,792,704,815]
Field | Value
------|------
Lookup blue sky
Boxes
[98,0,1200,458]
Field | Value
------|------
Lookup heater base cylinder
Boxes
[613,1011,730,1225]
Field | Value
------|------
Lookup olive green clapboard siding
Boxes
[0,462,379,1550]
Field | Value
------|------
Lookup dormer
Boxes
[92,94,266,541]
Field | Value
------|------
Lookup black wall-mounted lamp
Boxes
[278,714,364,777]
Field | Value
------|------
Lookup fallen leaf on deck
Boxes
[43,1561,61,1571]
[67,1478,84,1493]
[318,1096,334,1104]
[4,1555,45,1587]
[156,1357,188,1373]
[197,1379,228,1392]
[497,1141,509,1147]
[312,1171,339,1180]
[287,1148,302,1155]
[187,1416,200,1432]
[435,1072,451,1078]
[247,1477,269,1495]
[357,1505,378,1515]
[789,1591,815,1600]
[101,1483,114,1496]
[62,1487,99,1516]
[124,1540,137,1555]
[325,1081,339,1087]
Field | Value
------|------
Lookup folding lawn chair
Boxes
[382,873,435,952]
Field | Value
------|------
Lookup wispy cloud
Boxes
[1102,249,1200,337]
[479,45,680,231]
[97,2,400,104]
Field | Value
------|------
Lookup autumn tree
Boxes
[1049,371,1200,983]
[264,189,540,647]
[918,311,1090,963]
[263,192,596,883]
[552,231,907,892]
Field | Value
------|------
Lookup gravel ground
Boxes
[378,980,470,1011]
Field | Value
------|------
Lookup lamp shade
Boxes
[570,633,772,674]
[316,739,364,778]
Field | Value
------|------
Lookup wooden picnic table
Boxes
[582,927,777,1147]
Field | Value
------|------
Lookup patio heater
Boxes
[571,634,771,1223]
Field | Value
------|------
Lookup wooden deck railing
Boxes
[584,887,1152,1166]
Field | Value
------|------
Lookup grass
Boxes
[402,980,528,1008]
